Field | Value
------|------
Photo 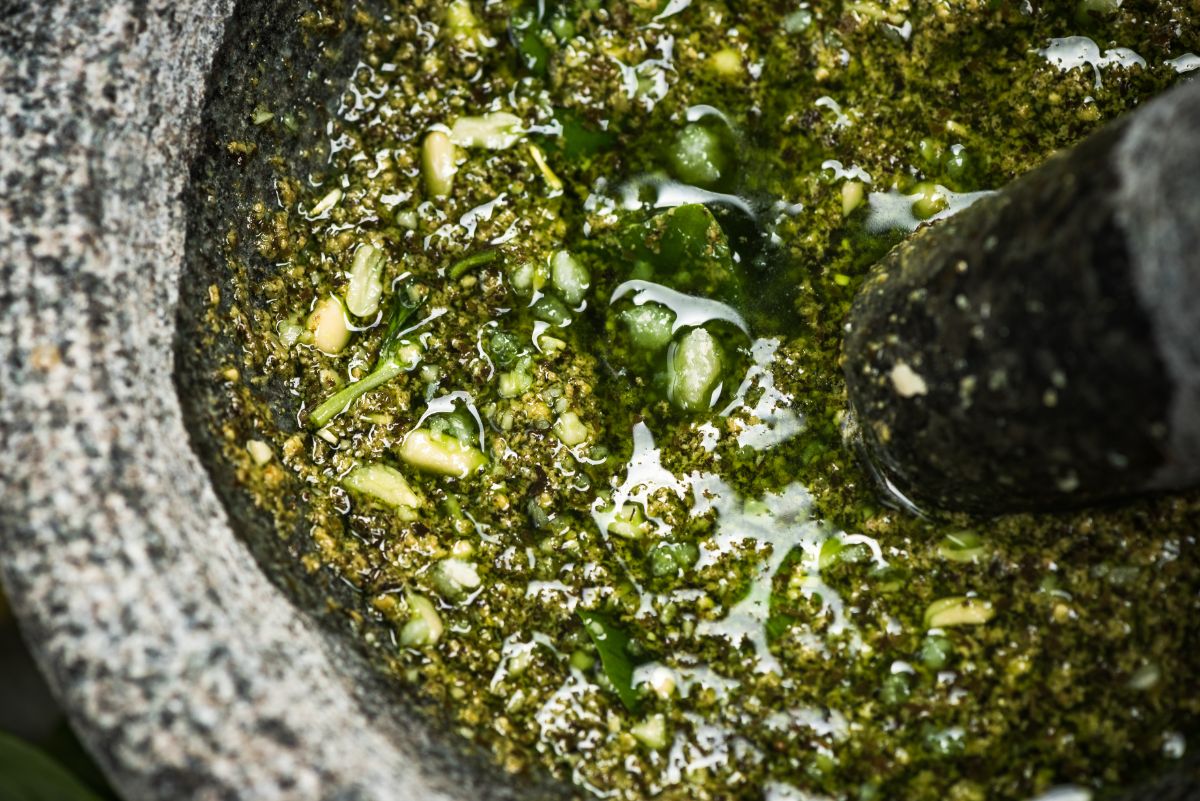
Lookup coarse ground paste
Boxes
[204,2,1200,799]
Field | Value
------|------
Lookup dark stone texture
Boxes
[844,79,1200,515]
[1110,754,1200,801]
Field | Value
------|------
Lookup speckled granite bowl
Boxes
[0,2,567,799]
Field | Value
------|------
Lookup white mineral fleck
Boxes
[889,362,928,397]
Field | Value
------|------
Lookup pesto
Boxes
[210,2,1200,800]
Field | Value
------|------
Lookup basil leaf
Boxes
[578,610,640,711]
[616,204,742,305]
[0,732,103,801]
[553,109,615,161]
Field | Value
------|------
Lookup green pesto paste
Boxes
[210,2,1200,799]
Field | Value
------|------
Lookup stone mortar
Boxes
[5,3,1199,801]
[0,2,570,799]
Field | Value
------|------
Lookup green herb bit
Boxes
[510,8,551,77]
[551,108,615,160]
[918,634,954,669]
[251,104,274,125]
[0,731,104,801]
[532,293,573,327]
[765,611,798,641]
[448,249,499,279]
[486,330,524,369]
[648,540,699,577]
[669,123,729,189]
[578,610,641,711]
[618,204,742,304]
[308,283,424,428]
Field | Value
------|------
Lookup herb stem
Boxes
[309,359,406,429]
[308,282,424,428]
[448,249,499,279]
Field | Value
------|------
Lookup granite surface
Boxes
[0,3,553,799]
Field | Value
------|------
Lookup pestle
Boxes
[843,78,1200,515]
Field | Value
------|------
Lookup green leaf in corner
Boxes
[578,610,640,711]
[0,732,103,801]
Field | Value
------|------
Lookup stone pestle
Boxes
[843,78,1200,514]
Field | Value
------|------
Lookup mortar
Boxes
[2,3,1198,801]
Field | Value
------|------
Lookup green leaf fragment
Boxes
[487,331,524,368]
[551,108,616,160]
[427,408,478,444]
[578,610,641,711]
[879,673,912,705]
[661,204,723,259]
[918,634,954,669]
[669,123,728,188]
[532,293,572,326]
[765,611,798,641]
[508,1,553,75]
[0,732,104,801]
[648,540,699,577]
[252,104,274,125]
[619,204,742,304]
